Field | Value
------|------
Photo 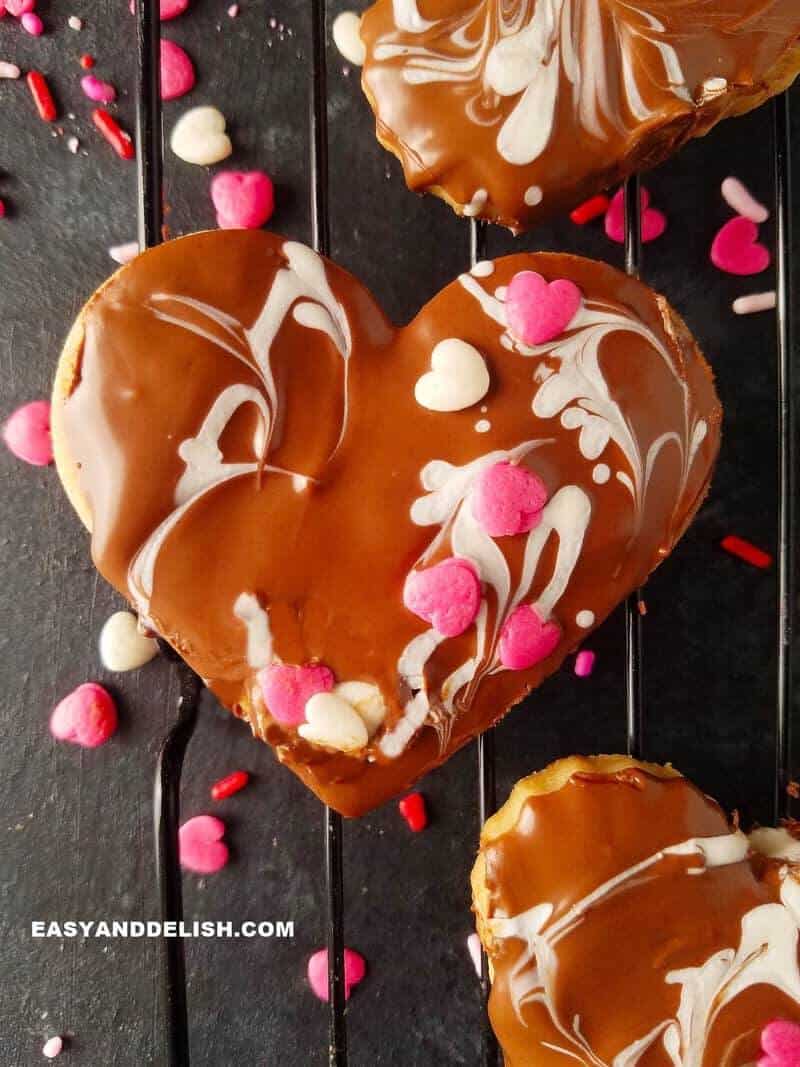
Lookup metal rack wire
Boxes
[133,1,795,1063]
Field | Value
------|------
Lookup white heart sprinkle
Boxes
[334,681,386,737]
[298,693,369,752]
[332,11,365,66]
[414,339,490,413]
[170,106,233,166]
[99,611,158,671]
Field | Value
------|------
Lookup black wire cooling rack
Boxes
[132,1,796,1064]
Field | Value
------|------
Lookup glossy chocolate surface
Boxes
[361,1,800,228]
[54,231,720,815]
[480,768,800,1065]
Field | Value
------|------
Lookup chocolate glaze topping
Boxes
[54,231,720,815]
[478,767,800,1065]
[360,1,800,229]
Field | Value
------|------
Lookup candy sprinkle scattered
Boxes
[710,216,770,276]
[307,948,366,1002]
[3,399,52,464]
[332,11,366,66]
[42,1035,63,1059]
[21,11,44,35]
[466,933,481,977]
[66,135,79,154]
[92,108,134,159]
[67,14,82,30]
[0,199,5,218]
[27,71,57,122]
[398,792,428,832]
[720,534,772,570]
[50,683,118,748]
[178,815,229,874]
[5,0,34,15]
[81,74,116,103]
[211,770,250,801]
[574,650,596,678]
[732,290,777,316]
[0,61,21,78]
[638,599,648,616]
[721,176,769,225]
[569,194,610,225]
[79,53,94,69]
[108,240,139,264]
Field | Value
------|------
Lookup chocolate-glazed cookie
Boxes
[360,1,800,230]
[471,755,800,1066]
[52,231,720,815]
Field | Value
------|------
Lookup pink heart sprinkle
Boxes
[759,1020,800,1067]
[160,38,195,101]
[20,10,42,33]
[307,948,366,1002]
[605,186,667,244]
[257,663,335,726]
[403,557,481,638]
[81,75,116,103]
[129,0,190,19]
[506,270,582,347]
[50,683,117,748]
[498,605,561,671]
[178,815,229,874]
[3,399,52,465]
[5,0,34,15]
[472,461,548,537]
[711,215,771,276]
[211,171,275,230]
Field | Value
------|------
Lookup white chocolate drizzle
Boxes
[490,829,800,1064]
[373,1,691,169]
[233,592,274,669]
[127,242,351,622]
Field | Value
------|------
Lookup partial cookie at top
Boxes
[360,1,800,230]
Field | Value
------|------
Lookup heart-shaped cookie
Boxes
[472,756,800,1065]
[360,1,800,229]
[52,231,720,816]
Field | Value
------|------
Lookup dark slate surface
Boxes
[0,3,798,1064]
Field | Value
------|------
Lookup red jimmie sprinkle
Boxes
[570,194,610,225]
[211,770,249,801]
[92,108,135,159]
[80,54,95,69]
[27,71,57,122]
[720,534,772,570]
[398,792,427,832]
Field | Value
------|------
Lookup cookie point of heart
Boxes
[52,230,721,815]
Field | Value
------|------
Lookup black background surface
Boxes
[1,3,798,1064]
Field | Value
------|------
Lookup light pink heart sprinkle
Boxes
[711,216,771,276]
[257,663,335,726]
[307,948,366,1002]
[759,1019,800,1067]
[506,270,582,347]
[3,399,52,465]
[472,460,548,537]
[20,10,42,34]
[211,170,275,230]
[403,557,481,638]
[129,0,190,19]
[179,815,229,874]
[50,682,118,748]
[498,605,561,671]
[605,186,667,244]
[81,75,116,103]
[160,38,195,101]
[5,0,35,15]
